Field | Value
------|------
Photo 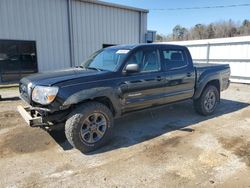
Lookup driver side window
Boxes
[126,49,160,73]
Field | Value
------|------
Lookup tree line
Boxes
[156,19,250,42]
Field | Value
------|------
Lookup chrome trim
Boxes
[128,93,142,97]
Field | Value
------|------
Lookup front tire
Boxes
[65,102,113,153]
[193,85,219,116]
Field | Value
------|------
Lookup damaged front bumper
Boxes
[17,105,45,127]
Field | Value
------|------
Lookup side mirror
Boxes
[125,64,139,73]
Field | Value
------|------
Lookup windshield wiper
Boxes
[76,65,85,69]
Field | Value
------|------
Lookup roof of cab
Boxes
[105,43,186,50]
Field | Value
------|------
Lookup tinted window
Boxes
[0,40,37,83]
[126,49,160,72]
[161,49,187,70]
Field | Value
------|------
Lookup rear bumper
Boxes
[17,105,44,127]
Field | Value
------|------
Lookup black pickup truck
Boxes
[18,44,230,152]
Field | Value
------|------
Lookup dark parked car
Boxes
[18,44,230,153]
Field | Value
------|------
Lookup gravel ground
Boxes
[0,83,250,188]
[0,87,19,99]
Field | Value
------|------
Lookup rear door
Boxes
[120,46,166,112]
[160,47,195,103]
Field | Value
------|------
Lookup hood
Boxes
[21,68,108,86]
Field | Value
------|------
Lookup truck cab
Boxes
[119,44,196,113]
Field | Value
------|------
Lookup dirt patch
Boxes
[142,136,181,161]
[219,137,250,167]
[238,108,250,119]
[0,110,22,129]
[19,173,41,188]
[0,126,56,158]
[159,136,181,148]
[235,143,250,167]
[54,163,75,173]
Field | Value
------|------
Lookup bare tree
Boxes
[206,24,215,39]
[239,19,250,35]
[159,19,250,42]
[172,25,188,40]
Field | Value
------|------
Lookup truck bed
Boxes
[194,63,230,91]
[194,62,230,73]
[194,62,229,69]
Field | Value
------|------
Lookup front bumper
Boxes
[17,105,44,127]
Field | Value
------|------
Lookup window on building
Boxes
[0,40,38,83]
[102,44,116,48]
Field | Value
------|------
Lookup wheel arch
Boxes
[62,87,121,117]
[194,78,221,100]
[88,96,116,116]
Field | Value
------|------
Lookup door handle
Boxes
[186,72,192,77]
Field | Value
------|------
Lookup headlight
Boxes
[32,86,59,105]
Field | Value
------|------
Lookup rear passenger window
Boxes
[162,50,188,70]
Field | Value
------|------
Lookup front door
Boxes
[120,46,166,113]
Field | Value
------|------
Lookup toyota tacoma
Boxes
[18,44,230,153]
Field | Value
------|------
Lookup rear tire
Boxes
[193,85,219,116]
[65,102,113,153]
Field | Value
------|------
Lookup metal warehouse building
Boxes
[0,0,148,83]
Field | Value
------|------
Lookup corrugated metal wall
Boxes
[0,0,147,72]
[71,0,147,66]
[161,36,250,83]
[0,0,71,72]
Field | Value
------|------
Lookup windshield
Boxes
[81,48,130,71]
